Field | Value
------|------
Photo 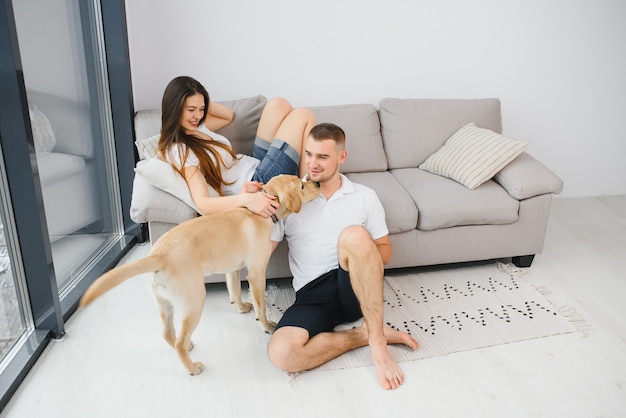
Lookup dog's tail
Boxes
[79,255,162,308]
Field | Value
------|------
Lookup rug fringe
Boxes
[287,371,301,385]
[558,305,593,338]
[497,262,527,278]
[533,285,552,296]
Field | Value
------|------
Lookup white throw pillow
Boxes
[419,123,527,189]
[134,158,208,214]
[135,134,160,160]
[28,104,56,154]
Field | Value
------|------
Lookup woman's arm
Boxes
[183,165,278,217]
[204,102,234,132]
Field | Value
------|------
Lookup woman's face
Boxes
[179,93,205,134]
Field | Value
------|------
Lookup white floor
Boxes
[2,196,625,418]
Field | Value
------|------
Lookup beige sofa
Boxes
[130,96,563,282]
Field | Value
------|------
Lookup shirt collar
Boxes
[303,173,355,203]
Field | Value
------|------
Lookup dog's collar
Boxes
[261,188,279,224]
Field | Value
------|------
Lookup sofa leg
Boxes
[512,255,535,268]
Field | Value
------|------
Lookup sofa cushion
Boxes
[419,123,527,189]
[310,104,387,173]
[216,95,267,156]
[133,109,161,142]
[391,168,519,231]
[134,158,209,214]
[135,134,159,160]
[130,168,198,224]
[345,172,418,234]
[379,98,502,169]
[494,152,564,199]
[133,95,267,160]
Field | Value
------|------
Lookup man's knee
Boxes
[338,226,381,270]
[267,337,290,371]
[267,328,307,372]
[338,225,374,251]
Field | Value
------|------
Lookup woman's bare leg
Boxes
[256,97,294,142]
[256,98,316,177]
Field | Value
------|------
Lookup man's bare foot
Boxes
[369,335,404,389]
[360,323,419,389]
[382,325,419,350]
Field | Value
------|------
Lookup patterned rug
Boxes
[266,262,577,371]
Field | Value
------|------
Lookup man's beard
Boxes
[307,166,337,184]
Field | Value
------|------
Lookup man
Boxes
[268,123,419,390]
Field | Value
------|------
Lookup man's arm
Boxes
[374,235,392,265]
[271,240,281,253]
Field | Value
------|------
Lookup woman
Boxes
[156,76,316,218]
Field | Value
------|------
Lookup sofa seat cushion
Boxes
[310,104,387,173]
[36,152,86,186]
[391,168,520,231]
[345,172,418,233]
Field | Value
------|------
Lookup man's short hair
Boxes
[309,123,345,147]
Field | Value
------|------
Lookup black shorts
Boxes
[275,267,363,338]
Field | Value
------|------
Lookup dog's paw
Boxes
[232,301,253,314]
[189,362,204,375]
[261,320,277,334]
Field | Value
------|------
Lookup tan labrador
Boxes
[79,174,320,375]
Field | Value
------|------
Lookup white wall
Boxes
[125,0,626,198]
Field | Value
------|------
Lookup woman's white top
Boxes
[165,125,259,196]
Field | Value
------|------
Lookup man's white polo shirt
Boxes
[271,174,388,291]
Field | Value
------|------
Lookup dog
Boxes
[79,174,320,375]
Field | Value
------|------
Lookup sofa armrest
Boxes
[130,172,198,224]
[494,153,564,200]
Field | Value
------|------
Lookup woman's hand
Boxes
[243,191,279,218]
[240,181,264,194]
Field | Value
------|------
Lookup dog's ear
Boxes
[281,188,303,213]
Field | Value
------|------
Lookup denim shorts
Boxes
[251,138,299,183]
[275,267,363,338]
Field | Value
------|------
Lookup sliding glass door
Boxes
[0,158,32,368]
[13,0,123,296]
[0,0,139,409]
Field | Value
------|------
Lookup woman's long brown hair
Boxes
[156,76,238,196]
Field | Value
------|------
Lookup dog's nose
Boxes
[314,181,320,188]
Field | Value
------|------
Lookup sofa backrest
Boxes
[310,103,387,173]
[379,98,502,169]
[133,95,267,159]
[134,96,505,175]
